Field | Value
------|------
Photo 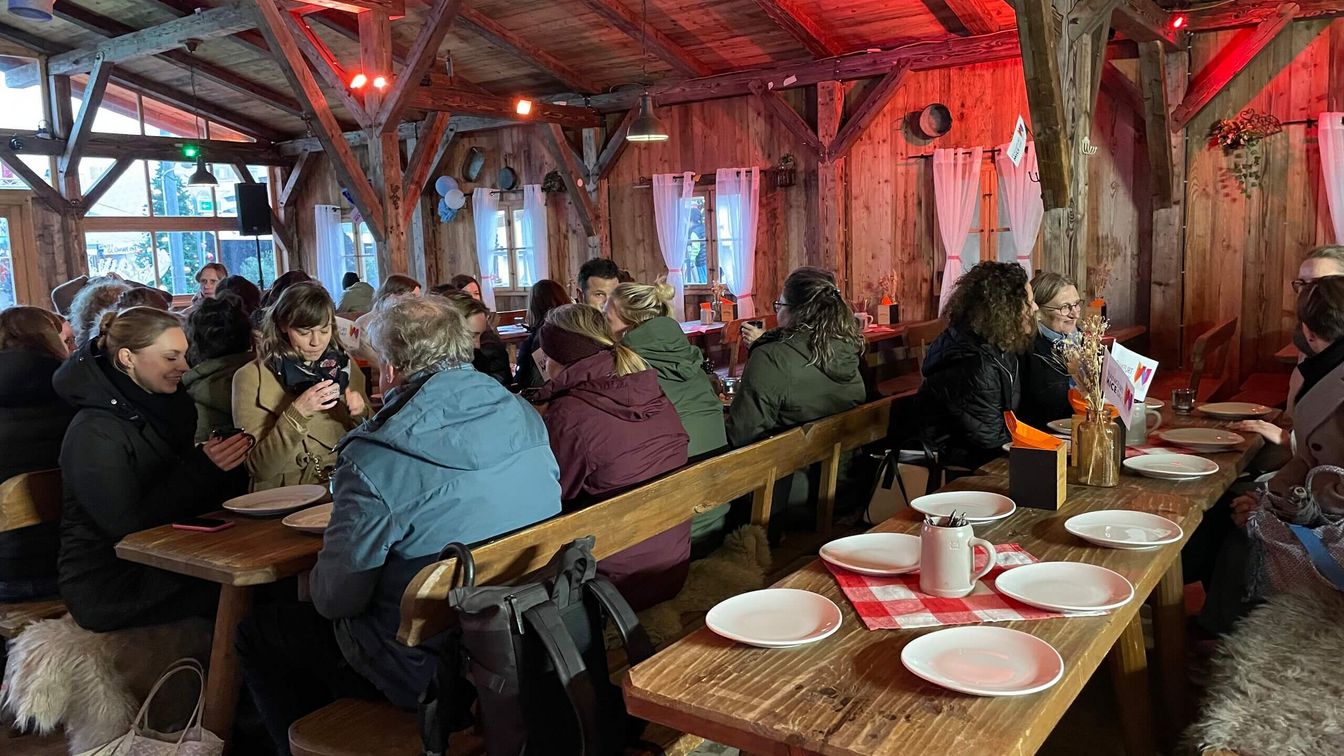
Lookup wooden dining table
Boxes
[624,403,1267,756]
[116,512,325,738]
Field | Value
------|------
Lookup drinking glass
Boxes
[1172,388,1197,415]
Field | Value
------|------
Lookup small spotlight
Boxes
[372,75,388,90]
[1171,14,1187,30]
[349,72,368,89]
[515,98,533,116]
[7,136,22,151]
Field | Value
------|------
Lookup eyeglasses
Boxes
[1293,274,1344,294]
[1040,300,1083,314]
[772,300,789,313]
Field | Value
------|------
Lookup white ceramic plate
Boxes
[1157,427,1245,451]
[994,562,1134,613]
[1122,453,1219,480]
[901,626,1064,697]
[706,589,842,648]
[281,502,333,534]
[1064,510,1184,550]
[223,484,327,516]
[1197,402,1273,419]
[820,533,921,576]
[910,491,1016,524]
[1145,398,1164,410]
[1046,418,1072,436]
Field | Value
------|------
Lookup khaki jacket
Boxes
[231,359,370,491]
[1269,358,1344,519]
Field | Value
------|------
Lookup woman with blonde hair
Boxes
[536,303,690,609]
[233,282,370,491]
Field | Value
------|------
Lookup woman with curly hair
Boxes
[918,261,1038,469]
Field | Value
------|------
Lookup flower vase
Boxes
[1076,410,1119,487]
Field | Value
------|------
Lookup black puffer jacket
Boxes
[1017,330,1073,428]
[917,326,1019,469]
[54,341,244,632]
[0,348,73,601]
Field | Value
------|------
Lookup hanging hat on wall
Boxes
[462,147,485,182]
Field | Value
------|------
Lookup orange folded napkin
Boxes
[1068,389,1119,418]
[1004,411,1063,450]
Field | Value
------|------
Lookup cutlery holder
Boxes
[1009,444,1067,510]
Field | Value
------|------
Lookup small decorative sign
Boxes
[1007,116,1029,167]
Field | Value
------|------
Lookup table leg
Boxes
[203,584,253,741]
[1150,559,1191,744]
[1107,612,1156,756]
[816,443,841,536]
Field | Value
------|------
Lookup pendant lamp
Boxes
[627,93,668,143]
[187,154,217,186]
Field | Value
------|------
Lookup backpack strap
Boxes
[1287,523,1344,591]
[586,578,654,664]
[521,601,602,756]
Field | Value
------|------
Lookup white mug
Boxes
[855,311,874,329]
[919,520,997,598]
[1124,402,1163,446]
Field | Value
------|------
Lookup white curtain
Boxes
[519,184,549,284]
[995,141,1044,273]
[933,147,984,312]
[1323,112,1344,244]
[314,205,343,297]
[715,167,762,318]
[471,187,500,309]
[652,172,694,320]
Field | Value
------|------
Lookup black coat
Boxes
[917,326,1020,470]
[473,328,513,388]
[0,348,72,601]
[53,341,244,632]
[1017,331,1073,428]
[513,328,544,391]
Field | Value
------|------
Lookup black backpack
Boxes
[418,537,655,756]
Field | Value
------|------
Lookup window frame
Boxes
[0,190,42,307]
[490,197,533,295]
[682,188,722,290]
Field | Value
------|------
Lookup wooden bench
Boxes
[0,469,67,640]
[289,398,896,755]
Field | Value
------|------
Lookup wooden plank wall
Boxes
[1175,18,1343,386]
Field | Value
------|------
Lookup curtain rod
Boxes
[632,167,772,189]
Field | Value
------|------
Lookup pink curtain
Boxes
[1323,112,1344,244]
[933,147,983,311]
[995,141,1044,273]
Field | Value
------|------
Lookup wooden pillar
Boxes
[1148,48,1189,366]
[359,10,406,277]
[816,81,845,285]
[582,125,612,260]
[46,74,87,282]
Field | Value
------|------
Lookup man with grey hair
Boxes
[237,295,562,749]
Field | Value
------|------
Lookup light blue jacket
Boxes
[310,363,561,707]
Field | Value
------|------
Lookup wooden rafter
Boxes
[0,130,285,163]
[285,12,372,130]
[48,4,257,75]
[749,81,822,156]
[922,0,1002,36]
[1137,42,1175,207]
[290,0,404,14]
[0,144,72,213]
[828,63,910,162]
[412,87,602,127]
[577,0,714,78]
[51,1,304,119]
[1169,2,1299,132]
[59,53,112,176]
[80,157,133,212]
[750,0,843,57]
[539,124,598,237]
[1112,0,1182,51]
[377,0,464,129]
[256,0,385,237]
[278,150,314,206]
[148,0,273,54]
[1016,0,1070,210]
[460,9,598,93]
[594,108,639,181]
[1186,0,1343,32]
[1100,61,1143,115]
[1068,0,1121,43]
[401,112,456,227]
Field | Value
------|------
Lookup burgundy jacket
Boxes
[536,350,691,609]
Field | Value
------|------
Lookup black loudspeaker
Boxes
[236,183,272,236]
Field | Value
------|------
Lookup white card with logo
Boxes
[1007,116,1029,167]
[1109,342,1159,402]
[1103,351,1136,428]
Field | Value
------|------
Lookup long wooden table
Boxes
[116,512,325,738]
[624,405,1266,756]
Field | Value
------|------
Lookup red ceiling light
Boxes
[1171,14,1187,30]
[515,98,533,116]
[372,75,388,90]
[349,72,368,89]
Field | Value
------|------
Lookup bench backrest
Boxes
[723,314,777,378]
[1189,317,1238,397]
[0,469,62,534]
[903,318,944,371]
[396,396,895,646]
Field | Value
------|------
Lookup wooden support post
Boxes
[580,126,610,259]
[0,144,72,214]
[1112,0,1182,50]
[45,72,86,280]
[376,0,464,129]
[1148,49,1188,366]
[1106,612,1157,756]
[58,53,111,178]
[750,81,823,156]
[593,108,638,181]
[359,9,405,276]
[285,13,372,131]
[816,81,845,275]
[1168,3,1299,132]
[1151,559,1192,745]
[827,64,910,162]
[1017,0,1071,211]
[278,150,314,208]
[1138,42,1175,208]
[401,112,456,228]
[539,123,598,239]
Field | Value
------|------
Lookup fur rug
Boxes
[2,614,212,754]
[1187,591,1344,755]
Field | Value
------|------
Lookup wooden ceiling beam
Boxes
[1112,0,1182,51]
[576,0,714,78]
[1100,60,1143,115]
[749,81,823,156]
[593,107,639,181]
[1169,2,1299,132]
[278,150,313,206]
[0,144,72,213]
[750,0,844,57]
[48,3,257,75]
[827,63,910,161]
[460,9,599,92]
[411,87,601,128]
[1185,0,1342,32]
[1016,0,1070,210]
[401,112,456,226]
[285,13,372,129]
[1068,0,1120,43]
[255,0,386,237]
[80,157,133,213]
[377,0,465,129]
[921,0,1003,36]
[288,0,404,14]
[59,54,113,177]
[148,0,274,54]
[539,123,598,237]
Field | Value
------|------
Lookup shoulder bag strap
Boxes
[521,601,601,756]
[585,578,654,664]
[1287,523,1344,591]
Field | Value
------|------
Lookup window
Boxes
[0,212,15,309]
[341,221,380,289]
[678,189,743,288]
[490,201,533,292]
[961,161,1013,275]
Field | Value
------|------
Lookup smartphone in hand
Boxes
[210,427,245,441]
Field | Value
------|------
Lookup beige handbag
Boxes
[77,658,224,756]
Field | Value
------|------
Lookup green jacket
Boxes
[728,329,865,447]
[182,352,254,443]
[622,316,728,458]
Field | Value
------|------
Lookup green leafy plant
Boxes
[1209,109,1283,198]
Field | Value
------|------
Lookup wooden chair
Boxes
[288,398,898,755]
[1188,317,1239,400]
[0,469,68,640]
[722,314,777,378]
[874,318,943,399]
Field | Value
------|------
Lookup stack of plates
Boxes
[1196,402,1273,420]
[1156,428,1245,452]
[1122,453,1219,481]
[706,589,842,648]
[222,485,327,516]
[1064,510,1184,550]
